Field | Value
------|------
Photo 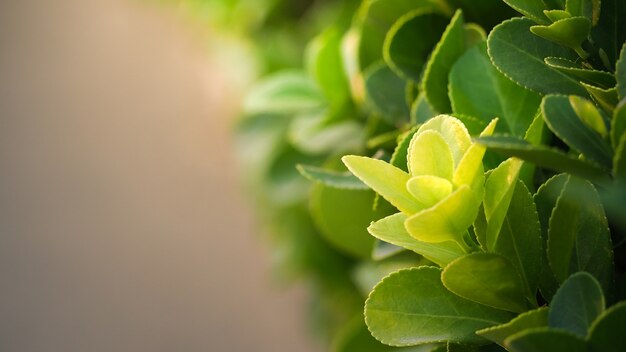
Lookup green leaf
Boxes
[504,328,588,352]
[405,186,479,248]
[449,42,541,137]
[296,164,368,190]
[582,83,619,113]
[305,28,350,107]
[486,179,542,304]
[565,0,595,22]
[442,253,529,312]
[542,95,613,168]
[487,18,587,96]
[391,127,419,172]
[423,10,466,113]
[372,240,406,261]
[502,0,550,24]
[311,183,389,259]
[452,118,498,193]
[411,92,436,124]
[484,158,523,251]
[383,10,449,81]
[289,114,364,155]
[533,174,569,302]
[408,130,455,180]
[617,44,626,99]
[243,71,324,114]
[615,133,626,181]
[544,57,616,89]
[568,95,608,137]
[547,176,614,291]
[342,155,422,214]
[588,302,626,352]
[368,213,465,267]
[530,17,591,58]
[476,308,549,347]
[331,316,390,352]
[544,9,573,22]
[365,267,514,346]
[364,62,411,125]
[611,99,626,149]
[476,135,608,181]
[548,272,605,337]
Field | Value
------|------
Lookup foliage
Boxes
[233,0,626,350]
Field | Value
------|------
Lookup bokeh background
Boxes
[0,0,318,350]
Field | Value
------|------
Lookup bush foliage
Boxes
[235,0,626,350]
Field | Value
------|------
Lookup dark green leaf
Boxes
[487,18,587,96]
[617,44,626,99]
[442,253,529,312]
[364,62,411,125]
[542,95,613,168]
[365,267,513,346]
[582,83,619,113]
[611,99,626,149]
[533,174,569,302]
[588,302,626,352]
[384,10,449,81]
[501,0,550,24]
[549,272,605,337]
[476,135,607,180]
[504,328,588,352]
[449,42,541,137]
[544,57,616,89]
[547,176,614,291]
[423,10,466,113]
[476,308,549,347]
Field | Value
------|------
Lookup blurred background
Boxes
[0,0,320,350]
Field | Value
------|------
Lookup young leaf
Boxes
[342,155,422,215]
[504,328,588,352]
[449,42,541,137]
[416,115,473,166]
[408,130,455,180]
[530,17,591,58]
[296,164,368,190]
[365,267,514,346]
[544,57,616,89]
[406,176,453,209]
[588,302,626,352]
[542,95,613,168]
[405,185,479,248]
[364,62,411,125]
[442,253,529,312]
[383,10,449,81]
[452,118,498,193]
[548,272,605,337]
[475,135,608,181]
[568,95,608,137]
[368,213,465,267]
[501,0,550,24]
[423,10,466,113]
[487,18,587,96]
[476,308,549,347]
[547,176,614,291]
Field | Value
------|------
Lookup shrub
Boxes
[236,0,626,350]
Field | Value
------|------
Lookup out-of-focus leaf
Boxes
[364,62,411,125]
[243,71,325,114]
[588,302,626,352]
[296,164,368,190]
[383,10,449,81]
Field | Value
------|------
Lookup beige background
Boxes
[0,0,317,351]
